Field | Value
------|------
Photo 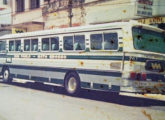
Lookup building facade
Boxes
[11,0,165,32]
[12,0,45,32]
[0,0,12,36]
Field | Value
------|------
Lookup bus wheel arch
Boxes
[64,70,81,95]
[2,66,12,83]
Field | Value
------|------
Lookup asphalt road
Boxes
[0,81,165,120]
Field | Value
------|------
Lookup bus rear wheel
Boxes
[2,67,11,83]
[64,72,80,95]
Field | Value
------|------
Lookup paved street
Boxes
[0,81,165,120]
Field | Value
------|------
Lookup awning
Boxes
[4,21,44,32]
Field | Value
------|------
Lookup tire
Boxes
[2,67,11,83]
[64,72,80,95]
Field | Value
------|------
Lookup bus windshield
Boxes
[132,26,165,54]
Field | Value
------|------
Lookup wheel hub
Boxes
[68,77,77,93]
[3,70,9,80]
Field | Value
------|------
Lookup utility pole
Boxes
[68,0,73,27]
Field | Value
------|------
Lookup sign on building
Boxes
[138,17,165,24]
[135,0,153,17]
[12,28,26,34]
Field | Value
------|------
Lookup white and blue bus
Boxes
[0,21,165,94]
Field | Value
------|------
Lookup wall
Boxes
[0,0,11,24]
[43,0,138,29]
[12,0,44,25]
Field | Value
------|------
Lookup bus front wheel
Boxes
[2,67,11,83]
[64,72,80,95]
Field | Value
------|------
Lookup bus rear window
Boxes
[132,27,165,54]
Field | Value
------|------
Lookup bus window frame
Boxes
[8,39,22,52]
[41,37,50,52]
[132,25,165,54]
[73,34,86,51]
[40,36,59,52]
[90,31,119,52]
[0,40,6,52]
[24,39,31,52]
[63,34,86,52]
[23,37,39,53]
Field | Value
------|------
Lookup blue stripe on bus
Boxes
[81,82,91,88]
[10,73,16,78]
[147,74,165,82]
[0,54,13,58]
[17,74,29,80]
[31,76,49,82]
[67,55,123,60]
[5,64,122,77]
[10,73,122,92]
[1,54,164,63]
[51,78,64,85]
[110,85,120,91]
[31,55,38,58]
[93,83,120,92]
[93,83,109,90]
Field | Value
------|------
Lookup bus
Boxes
[0,21,165,95]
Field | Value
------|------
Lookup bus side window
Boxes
[15,40,21,51]
[63,36,73,50]
[104,33,118,50]
[42,38,49,51]
[90,34,102,50]
[9,41,14,51]
[74,35,85,50]
[24,39,30,51]
[0,41,6,51]
[51,37,59,51]
[31,39,38,51]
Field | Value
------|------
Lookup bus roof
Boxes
[0,21,163,40]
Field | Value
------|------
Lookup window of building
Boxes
[3,0,7,5]
[31,39,38,51]
[30,0,40,9]
[16,0,25,12]
[90,33,118,50]
[24,39,30,51]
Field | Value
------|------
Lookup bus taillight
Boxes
[141,73,147,81]
[130,72,146,81]
[130,72,136,80]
